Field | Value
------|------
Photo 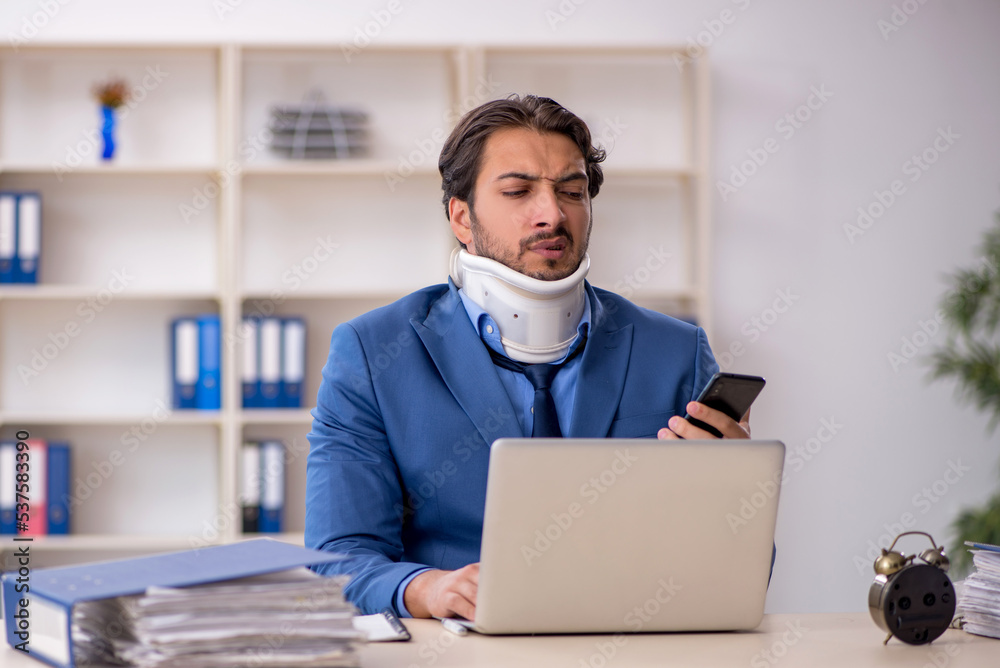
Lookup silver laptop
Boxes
[463,438,784,634]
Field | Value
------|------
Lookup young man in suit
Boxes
[305,95,751,620]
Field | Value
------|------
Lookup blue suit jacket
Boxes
[305,280,719,614]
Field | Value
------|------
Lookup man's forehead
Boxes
[479,127,587,180]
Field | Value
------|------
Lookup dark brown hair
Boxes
[438,94,606,220]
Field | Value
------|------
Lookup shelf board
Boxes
[0,411,222,426]
[603,165,697,178]
[239,289,413,303]
[0,532,307,553]
[240,409,312,425]
[0,286,220,301]
[0,164,221,176]
[241,160,439,177]
[238,532,305,546]
[0,534,222,552]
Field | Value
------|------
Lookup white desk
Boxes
[0,613,996,667]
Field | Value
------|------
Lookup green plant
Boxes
[928,212,1000,572]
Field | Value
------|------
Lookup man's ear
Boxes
[449,197,474,250]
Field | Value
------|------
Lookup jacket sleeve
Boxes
[305,321,428,614]
[690,326,721,403]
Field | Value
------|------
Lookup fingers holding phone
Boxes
[658,373,764,441]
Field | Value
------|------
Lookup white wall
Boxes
[3,0,999,614]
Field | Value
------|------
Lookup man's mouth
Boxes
[528,237,568,259]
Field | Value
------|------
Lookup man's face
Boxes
[449,127,592,281]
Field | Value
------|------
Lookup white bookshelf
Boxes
[0,43,710,566]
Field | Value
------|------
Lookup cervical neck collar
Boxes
[449,248,589,364]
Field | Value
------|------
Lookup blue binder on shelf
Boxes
[171,317,199,409]
[0,440,16,534]
[0,192,17,284]
[197,314,221,410]
[259,440,285,533]
[15,192,41,284]
[47,442,71,535]
[259,317,282,408]
[281,317,306,408]
[1,539,345,668]
[241,317,261,408]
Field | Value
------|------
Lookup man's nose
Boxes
[529,187,565,228]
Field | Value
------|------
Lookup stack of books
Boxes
[957,542,1000,639]
[3,539,362,668]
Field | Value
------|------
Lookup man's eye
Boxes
[502,190,527,197]
[561,191,584,200]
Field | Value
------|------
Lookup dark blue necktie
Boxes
[486,339,585,438]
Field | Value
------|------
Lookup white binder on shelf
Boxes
[281,317,306,408]
[0,192,18,283]
[259,317,282,408]
[16,192,41,283]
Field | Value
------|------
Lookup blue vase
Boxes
[100,105,116,160]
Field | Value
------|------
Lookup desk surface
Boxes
[0,613,996,667]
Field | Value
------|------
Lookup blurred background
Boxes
[0,0,998,615]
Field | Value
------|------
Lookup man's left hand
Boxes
[657,403,751,440]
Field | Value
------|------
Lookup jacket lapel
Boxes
[569,286,634,437]
[410,282,521,445]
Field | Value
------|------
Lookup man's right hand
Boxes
[403,563,479,620]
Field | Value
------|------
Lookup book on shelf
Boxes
[0,190,41,285]
[0,437,72,536]
[171,314,221,410]
[240,439,285,534]
[1,538,361,668]
[957,541,1000,640]
[243,315,308,409]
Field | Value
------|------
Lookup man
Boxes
[306,95,751,621]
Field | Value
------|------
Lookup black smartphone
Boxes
[682,372,766,438]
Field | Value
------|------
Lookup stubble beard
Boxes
[467,205,592,281]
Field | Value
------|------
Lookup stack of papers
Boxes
[72,568,362,667]
[957,542,1000,640]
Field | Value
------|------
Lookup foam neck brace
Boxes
[450,247,589,364]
